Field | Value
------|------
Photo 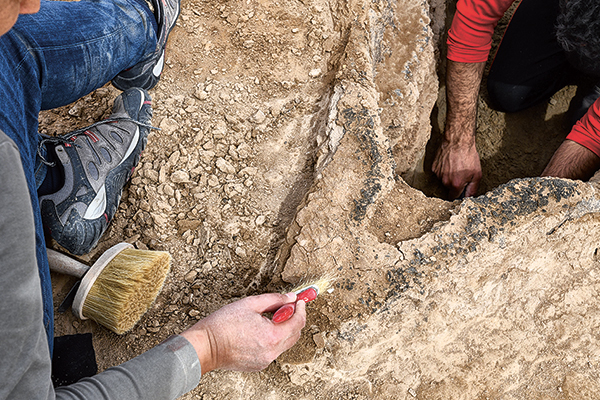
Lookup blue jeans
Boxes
[0,0,157,354]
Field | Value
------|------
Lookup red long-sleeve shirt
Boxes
[447,0,600,158]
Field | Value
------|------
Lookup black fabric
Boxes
[486,0,569,113]
[37,145,65,197]
[52,333,97,388]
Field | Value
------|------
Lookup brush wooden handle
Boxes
[47,248,90,278]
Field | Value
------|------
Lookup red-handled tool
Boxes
[272,286,319,323]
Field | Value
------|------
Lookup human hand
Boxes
[180,293,306,374]
[432,138,482,199]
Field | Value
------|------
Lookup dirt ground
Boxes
[44,0,600,399]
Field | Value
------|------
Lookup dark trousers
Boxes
[487,0,599,116]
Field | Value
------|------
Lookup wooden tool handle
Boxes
[47,248,90,278]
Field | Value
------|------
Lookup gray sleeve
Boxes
[0,130,201,400]
[55,335,202,400]
[0,131,55,400]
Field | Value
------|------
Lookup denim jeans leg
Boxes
[0,0,157,355]
[17,0,158,110]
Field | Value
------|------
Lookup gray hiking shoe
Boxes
[111,0,181,91]
[39,88,154,255]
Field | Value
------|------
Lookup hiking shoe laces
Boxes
[39,88,156,255]
[111,0,181,91]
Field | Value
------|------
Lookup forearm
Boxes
[542,140,600,180]
[55,335,201,400]
[444,60,486,144]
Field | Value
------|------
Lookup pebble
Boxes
[68,104,83,117]
[168,150,180,166]
[256,215,266,225]
[171,170,190,183]
[152,214,168,226]
[159,117,179,134]
[145,169,159,182]
[309,68,322,78]
[164,184,175,196]
[237,142,251,158]
[216,157,236,174]
[185,270,198,283]
[208,175,219,187]
[239,166,258,176]
[250,110,266,124]
[159,165,169,183]
[313,332,325,348]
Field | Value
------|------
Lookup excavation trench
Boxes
[44,0,600,399]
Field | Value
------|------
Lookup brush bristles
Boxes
[291,276,334,295]
[82,249,171,335]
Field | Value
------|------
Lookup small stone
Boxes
[159,117,179,134]
[313,332,325,348]
[202,261,212,272]
[250,110,266,124]
[235,246,246,257]
[408,388,417,398]
[68,104,83,117]
[239,166,258,176]
[208,175,219,187]
[171,170,190,183]
[309,68,322,78]
[159,165,169,183]
[256,215,266,225]
[152,214,168,226]
[168,150,181,166]
[189,309,200,317]
[164,184,175,196]
[237,142,251,158]
[216,157,236,174]
[200,150,215,164]
[145,169,159,182]
[185,270,198,283]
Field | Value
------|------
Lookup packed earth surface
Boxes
[45,0,600,398]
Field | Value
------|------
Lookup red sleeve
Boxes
[447,0,516,63]
[566,98,600,157]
